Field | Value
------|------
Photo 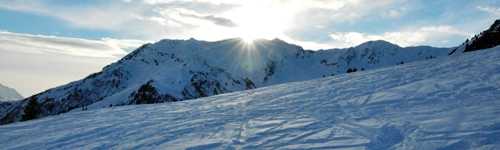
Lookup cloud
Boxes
[284,0,409,44]
[0,31,148,96]
[0,46,117,97]
[477,6,500,16]
[145,0,239,14]
[329,25,468,47]
[0,31,145,58]
[101,38,149,53]
[293,0,399,22]
[0,0,240,40]
[0,1,139,30]
[179,13,237,27]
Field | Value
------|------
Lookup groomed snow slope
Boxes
[1,47,500,150]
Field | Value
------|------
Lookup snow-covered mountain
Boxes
[449,19,500,55]
[0,84,22,120]
[1,20,498,125]
[1,45,499,150]
[0,83,22,102]
[0,38,450,124]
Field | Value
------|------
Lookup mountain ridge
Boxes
[0,84,22,120]
[0,83,23,102]
[0,38,449,125]
[2,20,499,125]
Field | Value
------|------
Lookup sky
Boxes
[0,0,499,97]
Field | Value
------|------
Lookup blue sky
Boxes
[0,0,499,96]
[0,9,114,38]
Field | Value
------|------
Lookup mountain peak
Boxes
[149,37,303,55]
[0,83,23,101]
[355,40,400,49]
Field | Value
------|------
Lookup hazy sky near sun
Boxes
[0,0,499,96]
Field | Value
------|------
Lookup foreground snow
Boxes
[1,47,500,149]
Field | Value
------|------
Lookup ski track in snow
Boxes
[1,47,500,149]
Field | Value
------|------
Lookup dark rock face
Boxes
[263,61,276,82]
[464,20,500,52]
[449,20,500,55]
[243,78,256,89]
[182,71,226,99]
[181,69,252,99]
[129,81,178,105]
[21,97,41,121]
[0,102,13,113]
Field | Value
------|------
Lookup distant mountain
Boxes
[0,84,22,120]
[449,19,500,55]
[2,20,499,125]
[0,83,22,101]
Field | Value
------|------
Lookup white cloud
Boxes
[0,31,145,58]
[0,0,238,40]
[0,1,137,30]
[329,25,468,47]
[292,0,399,22]
[0,32,147,96]
[101,38,149,53]
[179,12,237,27]
[477,6,500,16]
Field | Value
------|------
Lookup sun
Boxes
[241,33,258,44]
[225,1,292,43]
[242,37,255,44]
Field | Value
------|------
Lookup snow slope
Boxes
[0,38,450,124]
[0,83,22,101]
[1,46,499,150]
